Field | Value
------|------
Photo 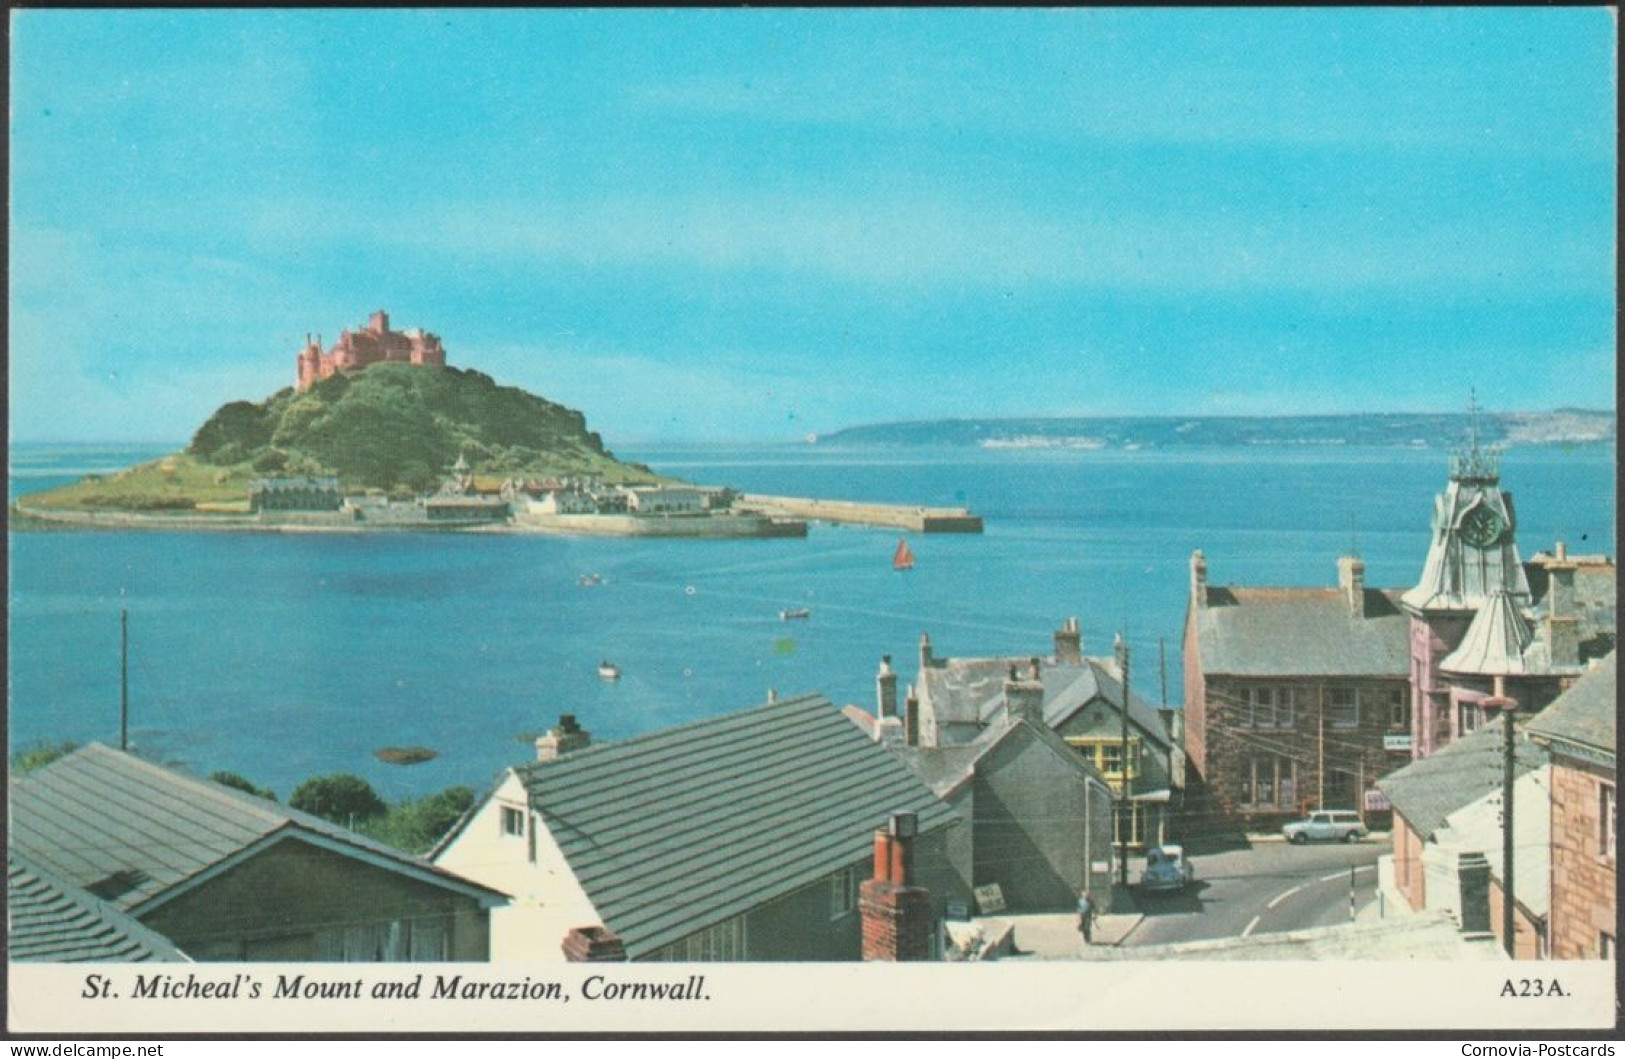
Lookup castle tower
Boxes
[1400,397,1529,758]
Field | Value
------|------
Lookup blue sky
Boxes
[9,9,1617,443]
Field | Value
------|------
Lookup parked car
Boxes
[1137,844,1195,892]
[1282,810,1368,844]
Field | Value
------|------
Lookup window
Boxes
[1601,933,1615,961]
[1329,688,1358,728]
[1247,687,1293,729]
[1242,756,1297,809]
[1113,802,1146,847]
[1066,738,1140,787]
[500,806,525,837]
[1601,783,1616,862]
[654,916,747,962]
[1363,687,1407,729]
[1460,700,1483,734]
[829,867,861,920]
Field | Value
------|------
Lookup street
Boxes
[1122,838,1384,948]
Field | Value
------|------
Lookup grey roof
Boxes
[1400,477,1530,614]
[515,692,956,959]
[1441,588,1536,677]
[8,853,187,963]
[10,743,503,913]
[890,715,1110,799]
[1194,587,1410,677]
[920,654,1172,748]
[1524,655,1616,758]
[1377,726,1549,841]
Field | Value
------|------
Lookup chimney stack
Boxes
[1338,556,1366,616]
[1545,542,1580,668]
[561,925,628,962]
[876,655,899,719]
[1054,616,1082,665]
[903,684,920,747]
[859,811,934,962]
[919,631,934,670]
[535,713,592,762]
[1004,659,1046,725]
[1191,551,1209,608]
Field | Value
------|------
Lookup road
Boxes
[1123,839,1384,948]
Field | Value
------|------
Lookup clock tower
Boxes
[1400,412,1529,759]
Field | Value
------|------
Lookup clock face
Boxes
[1458,504,1506,549]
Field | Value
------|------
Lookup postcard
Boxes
[6,7,1617,1037]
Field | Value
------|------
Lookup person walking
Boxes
[1076,891,1096,948]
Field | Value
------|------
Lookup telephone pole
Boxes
[1484,692,1518,958]
[120,605,129,752]
[1115,633,1132,888]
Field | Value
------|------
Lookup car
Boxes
[1137,844,1195,893]
[1282,810,1368,844]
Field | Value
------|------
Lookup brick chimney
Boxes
[562,925,628,962]
[1338,556,1366,617]
[1004,659,1046,725]
[1191,551,1209,609]
[1054,616,1082,665]
[919,631,934,670]
[876,655,899,719]
[859,811,934,962]
[1544,542,1580,668]
[535,714,591,762]
[903,684,920,747]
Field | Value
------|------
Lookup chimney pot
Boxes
[876,654,899,719]
[1054,616,1083,665]
[919,631,934,669]
[1555,540,1568,561]
[1191,551,1209,609]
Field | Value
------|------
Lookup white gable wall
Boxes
[432,770,602,962]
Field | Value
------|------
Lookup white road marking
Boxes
[1242,915,1262,938]
[1320,865,1374,883]
[1267,884,1306,910]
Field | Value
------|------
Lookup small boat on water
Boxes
[780,607,811,621]
[893,538,915,571]
[578,573,603,587]
[597,660,621,680]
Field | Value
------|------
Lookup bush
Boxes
[358,786,477,855]
[210,770,277,802]
[289,773,387,826]
[12,741,78,774]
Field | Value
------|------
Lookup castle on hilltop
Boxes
[295,310,447,392]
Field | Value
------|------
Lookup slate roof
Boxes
[514,692,956,959]
[919,655,1172,747]
[7,853,187,963]
[10,743,504,914]
[1524,655,1616,758]
[1376,726,1549,841]
[1193,587,1411,677]
[888,715,1110,799]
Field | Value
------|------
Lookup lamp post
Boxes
[1483,693,1518,958]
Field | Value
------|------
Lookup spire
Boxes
[1449,389,1499,483]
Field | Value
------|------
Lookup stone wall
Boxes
[1548,755,1616,960]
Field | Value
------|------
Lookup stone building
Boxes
[899,619,1183,851]
[1184,552,1413,829]
[846,657,1118,913]
[295,309,446,392]
[1524,656,1616,960]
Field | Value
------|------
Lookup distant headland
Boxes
[813,410,1616,450]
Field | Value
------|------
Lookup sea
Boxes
[7,441,1616,801]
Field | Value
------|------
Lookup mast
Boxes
[120,605,129,751]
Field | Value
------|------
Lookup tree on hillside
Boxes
[289,773,387,826]
[210,770,277,802]
[11,742,78,774]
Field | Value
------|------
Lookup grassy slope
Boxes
[19,364,664,512]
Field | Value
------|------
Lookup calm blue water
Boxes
[8,441,1615,800]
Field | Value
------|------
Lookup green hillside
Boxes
[21,364,661,511]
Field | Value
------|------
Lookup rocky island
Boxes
[13,310,815,538]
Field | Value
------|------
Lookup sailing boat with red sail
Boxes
[893,538,915,571]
